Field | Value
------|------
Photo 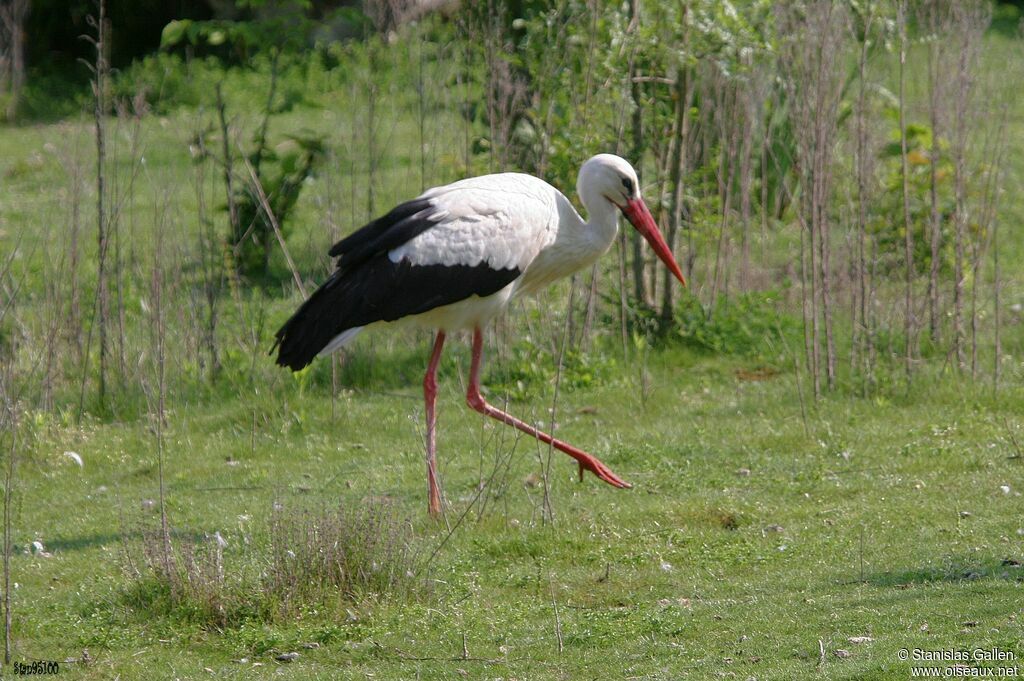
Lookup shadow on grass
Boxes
[43,529,205,554]
[865,556,1023,588]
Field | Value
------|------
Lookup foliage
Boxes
[230,132,325,280]
[875,118,957,275]
[6,67,90,122]
[113,53,221,111]
[158,2,374,62]
[675,291,799,358]
[161,15,309,61]
[169,48,326,284]
[113,50,314,114]
[486,338,618,402]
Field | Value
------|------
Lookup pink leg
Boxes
[465,328,631,489]
[424,331,446,516]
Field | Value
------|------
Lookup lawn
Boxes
[9,336,1024,679]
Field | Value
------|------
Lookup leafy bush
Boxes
[112,52,312,114]
[675,291,798,358]
[9,68,89,122]
[112,53,211,110]
[486,339,617,402]
[230,132,325,280]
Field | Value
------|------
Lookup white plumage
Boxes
[392,173,560,272]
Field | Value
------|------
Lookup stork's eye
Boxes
[621,177,634,196]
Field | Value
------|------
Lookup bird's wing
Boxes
[274,256,522,370]
[274,174,559,370]
[388,173,560,272]
[327,173,559,274]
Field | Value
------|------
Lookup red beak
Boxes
[621,198,687,287]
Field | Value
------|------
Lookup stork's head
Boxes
[578,154,687,287]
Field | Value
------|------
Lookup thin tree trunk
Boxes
[925,25,944,345]
[809,194,821,398]
[853,3,876,394]
[648,113,670,303]
[92,0,110,408]
[799,210,818,398]
[68,157,84,358]
[194,126,222,380]
[366,41,378,218]
[817,128,836,391]
[814,5,838,392]
[898,2,915,386]
[215,83,239,242]
[969,257,979,378]
[760,143,769,269]
[627,0,649,310]
[867,224,879,386]
[992,215,1000,392]
[660,49,689,325]
[417,24,427,192]
[251,48,280,178]
[152,226,171,574]
[951,87,967,371]
[708,72,737,317]
[0,0,28,120]
[483,0,499,173]
[738,76,756,293]
[458,38,472,175]
[992,100,1007,393]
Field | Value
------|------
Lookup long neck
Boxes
[577,184,619,254]
[515,188,619,298]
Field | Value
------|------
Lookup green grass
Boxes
[7,341,1024,679]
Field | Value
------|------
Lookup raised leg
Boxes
[424,331,446,516]
[465,327,631,489]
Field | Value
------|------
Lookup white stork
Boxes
[274,153,686,515]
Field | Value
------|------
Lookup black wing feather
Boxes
[274,256,520,371]
[327,197,435,267]
[275,195,524,371]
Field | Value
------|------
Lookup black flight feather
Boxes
[328,197,435,268]
[274,199,520,371]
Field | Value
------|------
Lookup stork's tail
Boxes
[272,281,363,371]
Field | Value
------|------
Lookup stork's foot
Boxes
[585,457,632,489]
[566,446,631,489]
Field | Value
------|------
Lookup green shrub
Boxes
[675,291,799,358]
[486,340,617,402]
[112,52,312,114]
[9,68,89,122]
